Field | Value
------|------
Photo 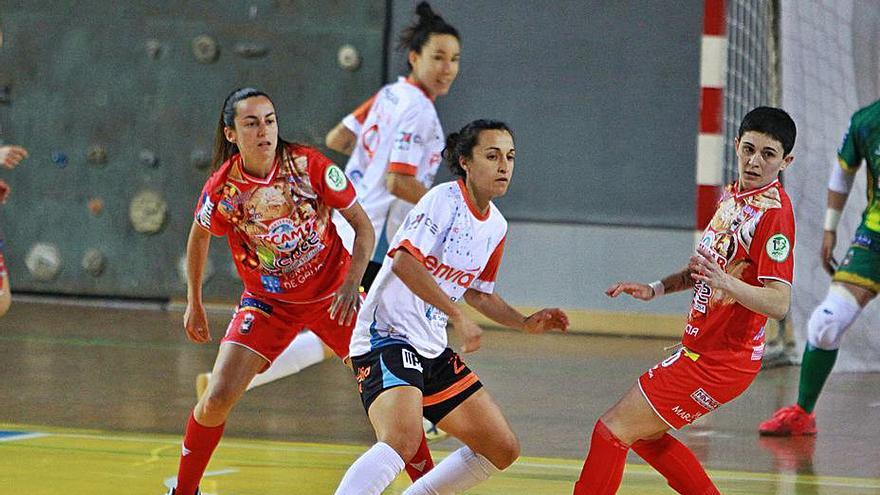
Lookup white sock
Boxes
[402,446,499,495]
[335,442,405,495]
[247,330,327,390]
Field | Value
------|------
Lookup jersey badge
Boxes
[765,233,791,262]
[325,164,348,192]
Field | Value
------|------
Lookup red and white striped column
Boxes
[695,0,726,239]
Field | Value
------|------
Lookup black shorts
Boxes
[351,344,483,424]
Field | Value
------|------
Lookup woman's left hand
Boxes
[689,247,729,290]
[523,308,570,334]
[329,280,363,326]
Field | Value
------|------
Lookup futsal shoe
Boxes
[195,372,211,400]
[165,487,200,495]
[423,417,448,443]
[758,404,817,436]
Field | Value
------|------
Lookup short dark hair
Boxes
[738,106,797,156]
[444,120,514,179]
[398,2,459,66]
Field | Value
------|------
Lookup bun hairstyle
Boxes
[444,119,514,179]
[211,87,292,170]
[398,1,459,65]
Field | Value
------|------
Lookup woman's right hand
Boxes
[452,314,483,353]
[184,301,211,343]
[605,281,655,301]
[821,230,838,275]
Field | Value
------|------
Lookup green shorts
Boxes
[834,224,880,292]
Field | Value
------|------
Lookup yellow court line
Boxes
[2,423,879,491]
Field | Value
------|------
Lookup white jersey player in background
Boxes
[335,119,569,495]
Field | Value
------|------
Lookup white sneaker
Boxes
[423,417,448,443]
[195,372,211,400]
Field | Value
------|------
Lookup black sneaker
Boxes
[165,488,200,495]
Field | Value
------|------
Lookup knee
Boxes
[807,287,861,350]
[487,433,520,470]
[377,426,423,462]
[474,430,520,470]
[198,387,238,421]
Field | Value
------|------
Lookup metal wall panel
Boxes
[0,0,385,298]
[389,0,703,228]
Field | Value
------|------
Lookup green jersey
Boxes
[839,99,880,232]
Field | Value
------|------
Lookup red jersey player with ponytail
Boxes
[165,87,375,495]
[573,107,797,495]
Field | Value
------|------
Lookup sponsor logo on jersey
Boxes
[401,348,423,372]
[395,131,414,151]
[355,365,371,393]
[685,324,699,337]
[765,233,791,262]
[405,213,439,235]
[238,313,256,334]
[325,164,348,192]
[751,343,765,361]
[196,193,215,228]
[260,275,282,293]
[258,218,301,252]
[422,255,481,288]
[362,124,379,160]
[690,388,720,411]
[239,297,273,316]
[671,405,702,423]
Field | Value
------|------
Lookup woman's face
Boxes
[735,131,793,191]
[462,129,515,200]
[409,33,460,99]
[225,95,278,166]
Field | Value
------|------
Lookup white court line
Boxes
[21,430,880,490]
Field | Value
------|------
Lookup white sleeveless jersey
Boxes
[333,77,444,260]
[349,180,507,359]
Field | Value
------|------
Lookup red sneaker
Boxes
[758,404,817,436]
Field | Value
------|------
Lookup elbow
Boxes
[325,132,341,153]
[770,300,790,321]
[386,175,403,198]
[391,255,405,277]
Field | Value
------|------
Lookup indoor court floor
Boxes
[2,300,879,494]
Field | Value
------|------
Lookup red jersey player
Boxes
[165,88,375,495]
[0,144,28,317]
[573,107,797,495]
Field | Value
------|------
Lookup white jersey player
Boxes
[336,120,569,495]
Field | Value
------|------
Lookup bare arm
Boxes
[330,201,376,326]
[392,250,483,352]
[386,173,429,204]
[605,266,694,301]
[690,248,791,320]
[820,189,850,274]
[184,222,212,343]
[325,122,357,156]
[464,289,569,333]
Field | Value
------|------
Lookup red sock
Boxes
[631,434,719,495]
[404,432,435,481]
[573,420,630,495]
[175,412,226,495]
